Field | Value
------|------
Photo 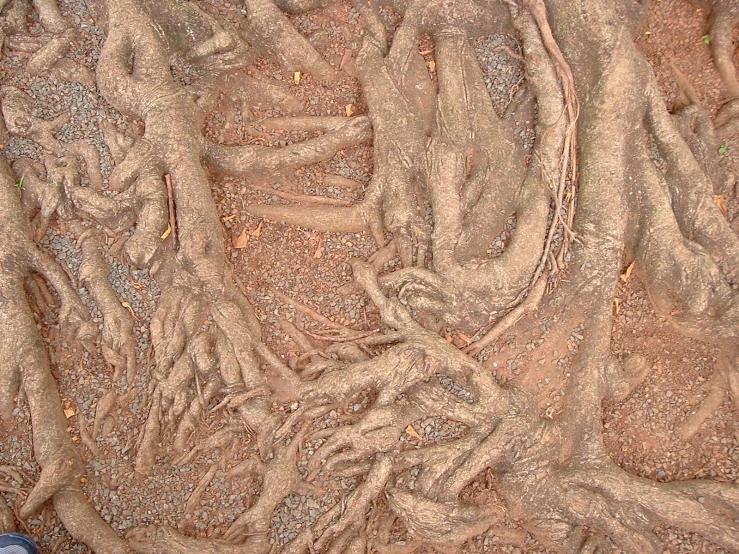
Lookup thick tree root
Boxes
[203,116,372,179]
[76,229,138,383]
[243,0,336,81]
[0,156,133,553]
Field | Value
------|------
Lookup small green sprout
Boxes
[15,174,25,192]
[719,143,728,155]
[702,35,710,44]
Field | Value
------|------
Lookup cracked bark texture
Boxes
[1,0,739,553]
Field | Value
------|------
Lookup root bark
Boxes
[1,0,738,552]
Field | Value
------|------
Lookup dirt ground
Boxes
[1,0,739,553]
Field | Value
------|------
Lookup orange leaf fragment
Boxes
[613,297,621,314]
[345,104,354,117]
[294,71,301,85]
[161,224,171,240]
[457,332,472,347]
[122,301,140,321]
[716,195,728,217]
[314,239,323,259]
[233,228,248,249]
[64,406,76,419]
[620,261,635,282]
[250,221,263,237]
[405,425,422,441]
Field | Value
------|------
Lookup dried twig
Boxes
[274,289,357,336]
[302,327,381,343]
[164,173,178,249]
[251,183,352,206]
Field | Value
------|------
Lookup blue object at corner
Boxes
[0,533,39,554]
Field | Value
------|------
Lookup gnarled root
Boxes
[2,0,739,552]
[242,0,335,81]
[0,153,133,553]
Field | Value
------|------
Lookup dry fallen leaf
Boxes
[716,195,728,217]
[345,104,354,117]
[161,224,171,240]
[64,406,76,418]
[405,425,422,441]
[121,301,140,321]
[294,71,301,85]
[457,332,472,347]
[613,297,621,314]
[250,221,263,237]
[428,60,436,72]
[233,228,248,249]
[620,261,635,282]
[314,239,323,259]
[222,214,237,223]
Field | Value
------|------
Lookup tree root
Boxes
[0,156,134,552]
[25,28,76,75]
[3,0,739,552]
[243,0,335,81]
[202,116,372,179]
[0,494,15,534]
[699,0,739,101]
[680,344,739,439]
[631,126,739,340]
[273,0,331,15]
[224,431,303,541]
[465,272,548,357]
[31,0,69,33]
[76,229,138,383]
[273,0,576,332]
[647,87,739,284]
[128,525,264,554]
[1,86,67,151]
[387,488,498,547]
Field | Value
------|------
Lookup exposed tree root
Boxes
[243,0,336,81]
[696,1,739,97]
[2,0,739,552]
[0,155,133,552]
[202,116,372,179]
[0,493,15,533]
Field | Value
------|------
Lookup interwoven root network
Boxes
[0,0,738,553]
